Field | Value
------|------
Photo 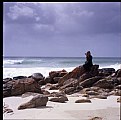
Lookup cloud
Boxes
[7,4,35,20]
[3,2,121,57]
[4,2,120,35]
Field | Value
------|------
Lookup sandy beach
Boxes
[3,91,120,120]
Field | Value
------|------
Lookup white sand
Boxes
[3,93,120,120]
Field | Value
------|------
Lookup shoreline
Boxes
[3,63,121,79]
[3,94,120,120]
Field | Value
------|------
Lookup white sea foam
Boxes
[3,59,24,65]
[99,63,121,70]
[3,67,75,79]
[3,63,121,79]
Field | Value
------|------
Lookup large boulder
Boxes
[49,69,67,78]
[78,72,92,83]
[58,65,99,86]
[62,87,75,94]
[31,73,44,81]
[79,76,103,88]
[48,69,68,84]
[58,66,86,86]
[18,94,48,110]
[3,78,42,97]
[59,78,78,91]
[93,78,114,89]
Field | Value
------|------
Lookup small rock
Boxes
[49,96,68,103]
[86,91,99,96]
[75,99,91,103]
[117,97,121,103]
[89,95,107,99]
[6,108,13,113]
[90,117,102,120]
[82,94,89,97]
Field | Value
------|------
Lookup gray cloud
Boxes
[3,2,121,57]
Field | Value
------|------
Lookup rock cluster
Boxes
[3,65,121,110]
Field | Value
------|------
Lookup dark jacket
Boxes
[83,55,93,71]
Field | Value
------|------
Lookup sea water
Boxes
[3,57,121,79]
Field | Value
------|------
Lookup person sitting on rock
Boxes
[83,51,93,72]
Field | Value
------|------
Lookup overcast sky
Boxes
[3,2,121,57]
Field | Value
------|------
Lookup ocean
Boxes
[3,57,121,79]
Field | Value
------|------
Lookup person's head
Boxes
[85,51,91,57]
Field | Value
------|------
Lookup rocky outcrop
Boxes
[58,66,86,86]
[3,78,42,97]
[3,65,121,105]
[58,65,99,86]
[18,94,48,110]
